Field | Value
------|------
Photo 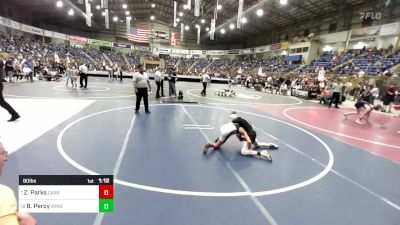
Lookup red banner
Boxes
[69,35,89,43]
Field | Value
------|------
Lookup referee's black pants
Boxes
[80,73,88,88]
[0,82,18,116]
[200,82,207,96]
[135,88,149,112]
[329,92,340,108]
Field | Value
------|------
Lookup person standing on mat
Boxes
[200,71,210,96]
[133,64,151,114]
[79,63,89,89]
[0,60,19,122]
[343,101,382,124]
[203,112,278,161]
[329,78,342,108]
[168,68,177,97]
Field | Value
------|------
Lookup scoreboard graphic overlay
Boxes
[19,175,114,213]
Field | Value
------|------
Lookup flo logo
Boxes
[360,12,382,20]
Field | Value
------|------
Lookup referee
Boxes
[133,64,151,114]
[0,59,20,122]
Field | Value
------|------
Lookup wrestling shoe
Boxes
[203,143,212,155]
[355,119,363,124]
[269,144,279,149]
[260,150,272,161]
[8,114,20,122]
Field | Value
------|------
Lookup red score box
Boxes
[99,185,114,199]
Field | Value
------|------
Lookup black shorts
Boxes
[235,130,256,143]
[383,95,395,105]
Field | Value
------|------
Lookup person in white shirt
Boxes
[328,79,343,108]
[154,68,163,98]
[369,84,379,105]
[79,63,89,89]
[133,64,151,113]
[200,72,211,96]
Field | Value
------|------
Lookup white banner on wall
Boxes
[44,30,67,40]
[190,50,203,55]
[379,22,400,36]
[135,46,150,51]
[0,16,20,30]
[172,49,189,54]
[255,45,270,53]
[21,24,43,35]
[227,49,240,55]
[159,48,171,54]
[207,50,226,55]
[242,48,254,54]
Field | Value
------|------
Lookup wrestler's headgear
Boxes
[230,111,239,120]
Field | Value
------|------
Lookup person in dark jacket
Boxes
[0,60,20,122]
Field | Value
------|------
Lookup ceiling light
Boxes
[183,5,188,10]
[126,16,132,20]
[122,4,127,9]
[151,3,156,8]
[279,0,287,5]
[96,5,100,10]
[113,16,118,22]
[56,0,63,8]
[150,15,155,20]
[201,19,205,24]
[195,24,200,28]
[176,18,180,22]
[205,27,209,31]
[125,11,130,15]
[241,17,247,23]
[256,9,263,16]
[217,4,222,10]
[89,13,93,17]
[185,25,189,30]
[220,29,225,34]
[229,23,235,30]
[68,9,74,16]
[179,12,183,17]
[101,11,106,16]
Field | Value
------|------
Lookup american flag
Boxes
[127,27,150,44]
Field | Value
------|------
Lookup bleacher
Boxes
[340,51,400,76]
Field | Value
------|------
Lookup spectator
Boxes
[133,64,151,114]
[168,68,177,97]
[382,84,396,113]
[329,79,342,108]
[0,142,37,225]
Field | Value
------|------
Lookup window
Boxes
[304,29,310,37]
[302,47,309,52]
[329,23,337,33]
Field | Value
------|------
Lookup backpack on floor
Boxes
[178,90,184,99]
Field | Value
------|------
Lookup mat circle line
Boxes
[283,107,400,149]
[57,104,334,197]
[4,93,136,99]
[186,89,303,105]
[53,85,110,92]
